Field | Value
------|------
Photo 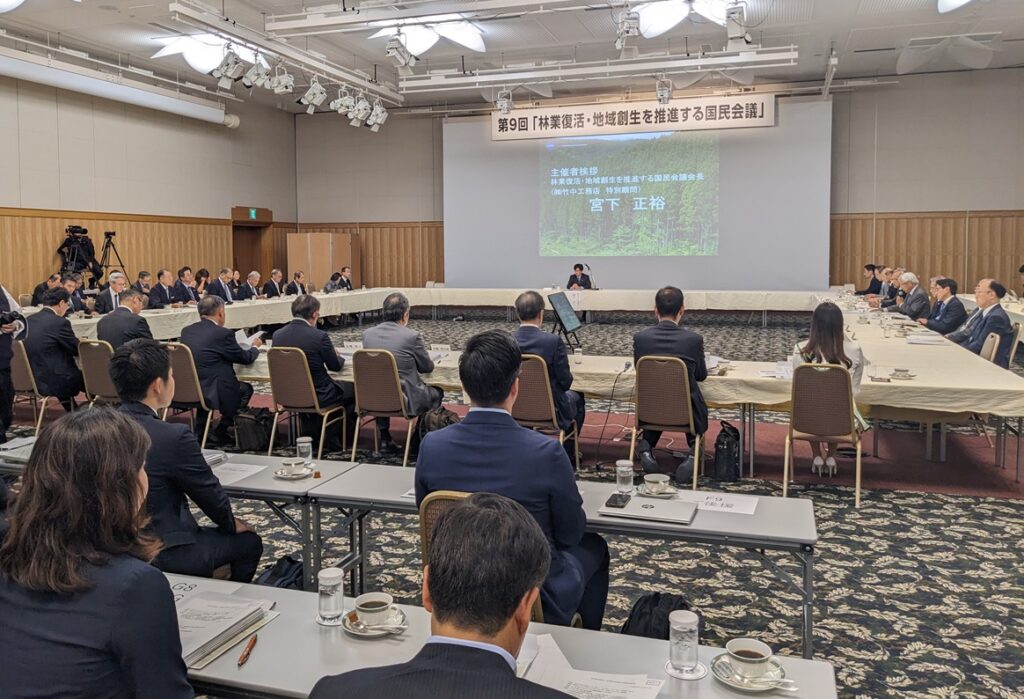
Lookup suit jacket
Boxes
[263,279,283,298]
[68,290,87,313]
[566,273,592,290]
[362,321,437,415]
[309,643,568,699]
[632,320,708,435]
[30,281,51,306]
[206,278,234,304]
[20,307,82,399]
[285,281,307,296]
[96,307,153,349]
[416,410,587,626]
[148,284,176,310]
[339,276,354,291]
[179,319,259,416]
[172,280,199,305]
[924,296,968,335]
[891,286,930,320]
[958,304,1015,369]
[93,287,122,315]
[118,401,234,547]
[132,281,148,295]
[855,276,882,296]
[0,288,13,368]
[235,282,260,301]
[271,319,349,408]
[514,325,577,432]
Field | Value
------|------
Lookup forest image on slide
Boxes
[539,131,719,257]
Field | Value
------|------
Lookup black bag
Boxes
[234,408,275,452]
[621,593,705,640]
[411,405,461,453]
[255,554,304,590]
[712,420,741,482]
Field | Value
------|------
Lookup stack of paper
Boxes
[234,330,263,350]
[177,592,274,667]
[212,462,266,487]
[907,334,945,345]
[0,436,36,464]
[524,634,663,698]
[202,449,228,467]
[0,435,36,451]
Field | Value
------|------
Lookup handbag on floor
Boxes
[620,592,704,640]
[410,405,461,453]
[712,420,742,482]
[255,554,304,590]
[234,408,275,452]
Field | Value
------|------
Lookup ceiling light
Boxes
[270,65,294,94]
[937,0,975,12]
[432,21,485,52]
[298,76,327,114]
[616,10,641,51]
[369,16,483,54]
[241,59,271,89]
[211,49,245,89]
[386,35,417,76]
[366,98,389,132]
[635,0,728,39]
[348,91,371,126]
[153,34,266,76]
[375,25,440,57]
[0,0,27,13]
[656,77,672,104]
[496,89,513,114]
[329,86,355,114]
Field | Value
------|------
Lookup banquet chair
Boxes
[162,342,220,449]
[510,354,580,469]
[350,349,419,467]
[980,332,1001,364]
[10,341,55,435]
[266,347,347,460]
[78,339,119,407]
[18,294,32,307]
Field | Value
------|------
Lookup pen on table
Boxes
[238,634,258,668]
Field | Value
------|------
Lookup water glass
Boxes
[666,609,706,680]
[296,437,314,466]
[573,348,583,365]
[316,567,345,626]
[615,460,635,493]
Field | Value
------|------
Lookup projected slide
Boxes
[539,132,719,257]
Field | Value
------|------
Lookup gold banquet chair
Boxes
[11,341,55,434]
[266,347,348,460]
[980,332,1001,364]
[162,342,217,449]
[510,354,581,469]
[78,339,120,406]
[350,349,418,467]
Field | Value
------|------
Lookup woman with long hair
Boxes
[793,301,867,475]
[0,409,193,699]
[194,267,211,295]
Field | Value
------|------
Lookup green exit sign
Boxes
[249,208,257,220]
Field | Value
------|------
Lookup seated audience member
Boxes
[566,263,592,290]
[0,409,194,699]
[271,295,356,451]
[949,279,1015,368]
[94,272,127,315]
[263,268,285,298]
[229,270,241,293]
[886,272,930,320]
[513,290,585,461]
[363,292,442,451]
[180,296,261,443]
[854,264,881,295]
[322,272,343,293]
[173,266,200,305]
[792,302,867,474]
[310,493,570,699]
[30,273,61,306]
[206,267,235,304]
[21,288,83,412]
[96,288,152,350]
[339,266,355,291]
[133,271,151,295]
[61,273,90,315]
[919,278,967,334]
[148,268,178,309]
[194,268,211,296]
[633,286,708,472]
[285,270,308,296]
[415,330,609,630]
[236,271,262,300]
[112,339,263,582]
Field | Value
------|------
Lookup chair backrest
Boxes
[418,490,469,563]
[78,339,119,403]
[10,341,40,395]
[267,347,321,412]
[18,294,32,307]
[510,354,559,429]
[980,332,1000,364]
[790,363,856,438]
[1008,323,1023,366]
[634,356,695,434]
[352,349,408,418]
[164,342,208,409]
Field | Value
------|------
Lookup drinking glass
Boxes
[666,610,707,680]
[573,348,583,365]
[296,437,314,466]
[615,461,634,493]
[316,567,345,626]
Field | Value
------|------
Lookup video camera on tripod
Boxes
[57,225,128,289]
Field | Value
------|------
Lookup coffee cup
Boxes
[892,368,910,377]
[644,473,671,494]
[355,592,394,626]
[280,458,305,475]
[725,638,773,679]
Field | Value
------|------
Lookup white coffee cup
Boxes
[644,473,671,494]
[892,367,911,376]
[725,638,773,679]
[355,592,394,626]
[280,458,305,475]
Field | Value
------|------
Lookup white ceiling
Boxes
[1,0,1023,111]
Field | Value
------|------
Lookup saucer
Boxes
[710,653,787,693]
[636,483,677,499]
[342,607,407,638]
[274,466,314,480]
[889,372,916,380]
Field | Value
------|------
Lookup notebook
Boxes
[597,497,698,525]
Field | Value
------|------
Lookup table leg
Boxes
[739,404,747,476]
[1017,417,1022,483]
[358,512,367,594]
[762,309,768,328]
[348,510,359,594]
[748,406,756,477]
[802,546,814,659]
[301,499,315,591]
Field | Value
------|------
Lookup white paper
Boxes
[675,490,759,515]
[429,351,448,363]
[516,635,542,677]
[400,487,416,499]
[430,344,452,352]
[167,577,242,607]
[213,462,267,486]
[0,435,36,451]
[235,329,263,350]
[343,341,363,350]
[529,666,662,699]
[907,335,945,345]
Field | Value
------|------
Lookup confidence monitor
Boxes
[547,291,582,348]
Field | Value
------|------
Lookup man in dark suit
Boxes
[886,272,930,320]
[133,271,151,296]
[919,278,967,335]
[93,272,127,315]
[110,339,262,581]
[363,292,442,451]
[271,295,356,450]
[148,269,178,309]
[263,268,284,298]
[0,281,24,443]
[285,270,307,296]
[854,264,881,296]
[96,288,153,349]
[20,288,82,412]
[310,493,569,699]
[566,264,592,290]
[952,279,1016,369]
[30,274,61,306]
[874,266,905,309]
[236,271,262,301]
[339,266,354,291]
[633,286,708,473]
[206,267,235,304]
[180,296,262,443]
[172,266,200,305]
[513,290,585,461]
[60,273,91,315]
[416,330,608,630]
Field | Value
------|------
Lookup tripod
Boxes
[98,233,128,280]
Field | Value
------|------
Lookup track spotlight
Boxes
[616,11,641,51]
[241,61,271,89]
[348,91,372,127]
[298,76,327,114]
[211,49,245,90]
[496,89,513,114]
[656,78,673,104]
[329,86,355,115]
[366,98,389,132]
[385,35,417,76]
[270,65,294,95]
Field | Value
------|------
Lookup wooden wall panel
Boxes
[966,213,1022,290]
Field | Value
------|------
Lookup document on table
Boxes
[213,462,267,486]
[177,591,276,667]
[167,577,242,607]
[907,334,946,345]
[525,634,663,699]
[235,329,263,349]
[675,490,759,515]
[0,435,35,451]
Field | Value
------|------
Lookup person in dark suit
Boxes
[60,273,92,316]
[0,408,194,699]
[363,292,443,451]
[111,339,263,582]
[513,290,585,461]
[93,272,128,315]
[285,270,308,296]
[229,270,242,294]
[633,286,708,473]
[172,266,200,305]
[180,296,262,443]
[96,288,152,349]
[952,279,1016,368]
[271,295,356,451]
[874,266,905,309]
[133,271,151,296]
[339,266,354,291]
[0,282,24,444]
[416,330,608,630]
[566,263,592,290]
[30,273,61,306]
[322,272,344,293]
[236,271,262,301]
[886,272,930,320]
[919,278,967,335]
[310,493,570,699]
[20,288,82,412]
[147,268,178,310]
[206,267,235,304]
[263,268,284,298]
[854,264,881,296]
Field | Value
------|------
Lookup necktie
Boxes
[936,301,944,319]
[113,291,118,307]
[225,281,232,301]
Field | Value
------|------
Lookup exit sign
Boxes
[249,208,257,220]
